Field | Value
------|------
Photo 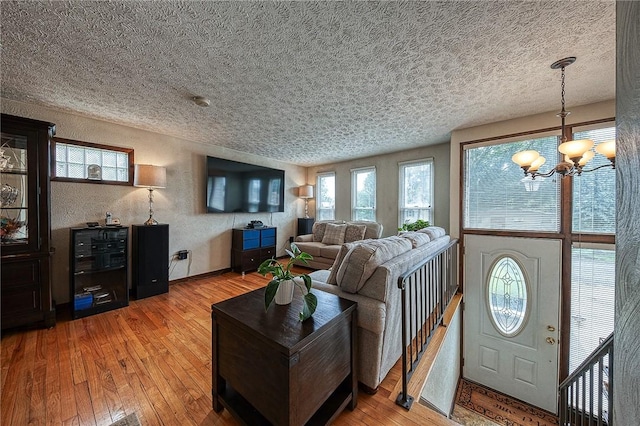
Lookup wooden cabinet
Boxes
[231,227,277,273]
[1,114,56,330]
[297,217,315,235]
[70,227,129,319]
[132,224,169,299]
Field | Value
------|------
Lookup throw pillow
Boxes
[312,222,328,242]
[322,223,347,245]
[326,242,357,285]
[344,224,367,243]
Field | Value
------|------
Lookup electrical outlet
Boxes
[177,250,188,260]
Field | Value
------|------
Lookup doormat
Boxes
[109,412,141,426]
[455,379,558,426]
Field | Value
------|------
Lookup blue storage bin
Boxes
[74,292,93,310]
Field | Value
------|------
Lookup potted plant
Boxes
[398,219,430,232]
[258,243,317,321]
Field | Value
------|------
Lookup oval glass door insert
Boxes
[487,255,529,336]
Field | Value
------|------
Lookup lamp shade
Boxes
[558,139,594,159]
[134,164,167,188]
[595,140,616,160]
[511,150,540,168]
[298,185,313,199]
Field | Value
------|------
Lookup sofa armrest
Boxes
[295,234,313,242]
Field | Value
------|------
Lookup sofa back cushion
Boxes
[419,226,446,240]
[337,236,412,293]
[399,231,431,248]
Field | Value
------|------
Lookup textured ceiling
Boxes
[0,1,615,166]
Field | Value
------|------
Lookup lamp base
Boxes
[143,216,159,226]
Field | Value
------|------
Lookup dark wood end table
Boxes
[211,288,357,425]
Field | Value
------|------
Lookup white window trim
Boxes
[398,158,434,228]
[351,166,376,221]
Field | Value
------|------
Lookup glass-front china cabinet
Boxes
[1,114,56,330]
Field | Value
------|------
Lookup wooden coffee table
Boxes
[211,288,357,425]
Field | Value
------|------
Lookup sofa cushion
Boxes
[419,226,446,240]
[344,224,367,243]
[293,241,325,257]
[337,236,412,293]
[312,222,328,242]
[322,223,347,245]
[319,244,341,260]
[326,242,357,285]
[400,231,431,248]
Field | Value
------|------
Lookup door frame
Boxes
[458,117,616,385]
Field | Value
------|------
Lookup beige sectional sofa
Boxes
[294,220,383,270]
[309,226,451,391]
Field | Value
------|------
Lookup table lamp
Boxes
[298,185,313,219]
[134,164,167,225]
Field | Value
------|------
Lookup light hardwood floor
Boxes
[1,271,460,426]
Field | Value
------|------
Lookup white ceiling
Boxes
[0,1,615,166]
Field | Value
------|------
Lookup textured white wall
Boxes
[1,99,306,304]
[306,143,451,237]
[449,100,616,238]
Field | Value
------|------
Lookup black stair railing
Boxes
[559,332,613,426]
[395,239,458,410]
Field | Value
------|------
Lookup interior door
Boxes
[463,235,561,413]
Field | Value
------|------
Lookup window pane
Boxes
[572,126,616,234]
[464,136,560,231]
[316,173,335,220]
[569,246,615,373]
[352,168,376,221]
[68,146,84,164]
[85,150,100,165]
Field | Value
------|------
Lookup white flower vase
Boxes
[274,280,295,305]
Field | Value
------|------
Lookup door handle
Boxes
[546,337,556,345]
[547,325,556,332]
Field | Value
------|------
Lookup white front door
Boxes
[463,235,561,413]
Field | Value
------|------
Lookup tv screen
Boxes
[206,156,285,213]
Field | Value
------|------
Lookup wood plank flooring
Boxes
[1,271,458,426]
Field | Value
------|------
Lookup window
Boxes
[399,159,434,227]
[351,167,376,221]
[572,125,616,234]
[52,138,133,185]
[569,245,615,373]
[316,172,335,220]
[463,134,561,232]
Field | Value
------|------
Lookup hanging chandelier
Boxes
[511,57,615,180]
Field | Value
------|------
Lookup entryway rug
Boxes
[455,379,558,426]
[109,412,141,426]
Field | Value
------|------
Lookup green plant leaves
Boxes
[264,279,280,311]
[398,219,430,232]
[258,243,317,321]
[300,292,318,322]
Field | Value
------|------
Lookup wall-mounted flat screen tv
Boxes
[206,156,285,213]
